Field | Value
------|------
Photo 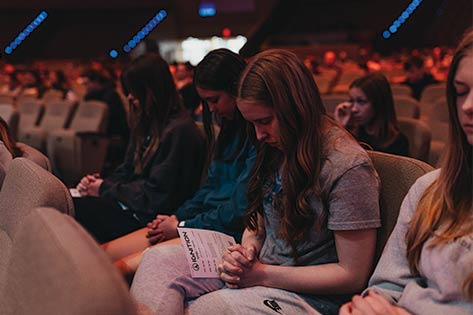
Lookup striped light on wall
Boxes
[382,0,423,39]
[4,11,48,55]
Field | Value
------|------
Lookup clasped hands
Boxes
[217,244,265,289]
[146,214,179,245]
[76,173,103,197]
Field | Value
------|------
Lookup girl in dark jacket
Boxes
[75,53,206,243]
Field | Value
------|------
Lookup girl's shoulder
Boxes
[163,113,202,139]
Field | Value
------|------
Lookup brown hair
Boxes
[350,73,401,148]
[120,53,182,174]
[0,117,21,158]
[239,49,328,258]
[406,29,473,301]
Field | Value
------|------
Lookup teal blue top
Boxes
[175,137,256,242]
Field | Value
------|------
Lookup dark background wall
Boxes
[0,0,471,61]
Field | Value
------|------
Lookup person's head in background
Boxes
[349,73,401,146]
[237,49,327,244]
[80,68,114,94]
[193,48,251,160]
[0,117,21,158]
[406,29,472,301]
[404,55,427,84]
[120,53,182,173]
[48,70,69,91]
[174,62,194,82]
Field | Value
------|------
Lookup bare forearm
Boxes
[260,262,368,295]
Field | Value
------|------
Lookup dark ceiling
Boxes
[1,0,471,61]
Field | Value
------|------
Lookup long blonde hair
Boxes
[406,30,473,301]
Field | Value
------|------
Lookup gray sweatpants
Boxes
[131,244,322,315]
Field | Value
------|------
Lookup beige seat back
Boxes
[397,117,432,163]
[393,95,420,119]
[0,95,14,105]
[390,84,412,97]
[1,207,136,315]
[420,83,446,109]
[17,99,43,134]
[18,100,76,151]
[41,89,64,103]
[367,151,434,263]
[41,100,76,132]
[69,100,108,133]
[321,94,347,117]
[0,158,73,237]
[16,142,52,172]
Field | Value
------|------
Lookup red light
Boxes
[222,27,231,38]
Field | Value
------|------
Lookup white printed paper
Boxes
[177,228,236,278]
[69,188,81,198]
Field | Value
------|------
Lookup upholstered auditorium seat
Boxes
[0,207,137,315]
[16,99,44,138]
[367,151,434,263]
[46,100,109,185]
[17,142,52,171]
[390,84,412,97]
[19,99,76,152]
[0,158,74,301]
[397,117,432,163]
[393,95,421,119]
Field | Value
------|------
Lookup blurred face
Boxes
[405,66,424,83]
[48,71,58,84]
[454,54,473,145]
[174,64,188,81]
[349,87,375,126]
[237,99,281,149]
[196,87,235,120]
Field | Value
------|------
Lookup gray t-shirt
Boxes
[368,169,473,315]
[259,125,381,267]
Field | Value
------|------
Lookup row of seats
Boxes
[0,150,433,314]
[0,158,136,315]
[0,99,111,185]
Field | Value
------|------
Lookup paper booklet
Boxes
[69,188,81,198]
[177,227,236,278]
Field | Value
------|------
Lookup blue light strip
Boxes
[109,9,167,57]
[382,0,423,39]
[4,11,48,55]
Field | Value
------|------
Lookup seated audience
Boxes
[130,49,381,315]
[44,69,79,102]
[340,29,473,315]
[334,73,409,157]
[74,53,206,243]
[102,48,255,277]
